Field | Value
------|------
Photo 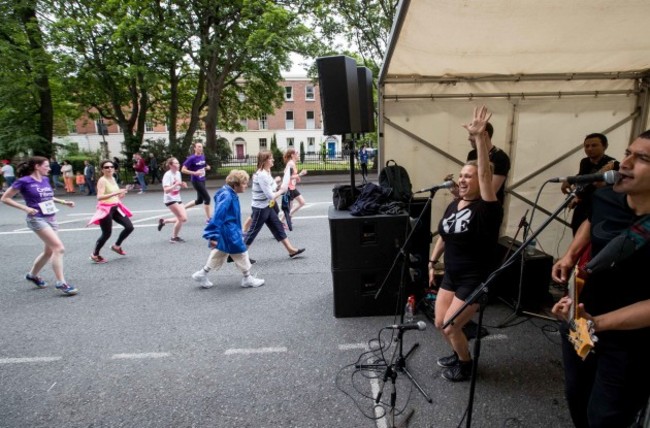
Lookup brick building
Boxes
[54,74,341,159]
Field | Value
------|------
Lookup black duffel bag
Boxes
[332,184,363,210]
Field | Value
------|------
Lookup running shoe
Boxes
[111,245,126,255]
[191,269,213,288]
[170,237,186,243]
[158,218,165,232]
[55,282,78,296]
[241,275,265,288]
[90,254,108,264]
[25,273,47,288]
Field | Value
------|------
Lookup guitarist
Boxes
[561,133,619,236]
[551,130,650,428]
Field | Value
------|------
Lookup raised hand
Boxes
[462,105,492,135]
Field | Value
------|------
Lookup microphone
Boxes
[549,170,619,185]
[386,321,426,331]
[414,181,455,193]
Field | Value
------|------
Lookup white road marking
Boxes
[111,352,170,360]
[47,382,57,392]
[0,356,62,364]
[338,343,369,351]
[224,347,287,355]
[483,334,509,341]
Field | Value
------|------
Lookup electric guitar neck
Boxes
[567,257,598,360]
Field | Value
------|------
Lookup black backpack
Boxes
[379,159,413,203]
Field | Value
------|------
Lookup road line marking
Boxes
[47,382,57,392]
[338,343,370,351]
[224,347,287,355]
[111,352,170,360]
[483,334,508,341]
[0,356,62,364]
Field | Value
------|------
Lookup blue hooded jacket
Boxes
[202,185,246,254]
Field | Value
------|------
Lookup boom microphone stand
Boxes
[355,188,440,405]
[443,189,577,428]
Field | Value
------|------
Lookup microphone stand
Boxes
[496,210,530,327]
[443,188,577,428]
[356,189,438,406]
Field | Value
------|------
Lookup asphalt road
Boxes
[0,177,573,428]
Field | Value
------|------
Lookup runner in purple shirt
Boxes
[181,142,212,223]
[1,156,78,295]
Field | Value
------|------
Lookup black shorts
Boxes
[288,189,301,199]
[165,201,182,207]
[439,271,487,301]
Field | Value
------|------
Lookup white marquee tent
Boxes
[378,0,650,257]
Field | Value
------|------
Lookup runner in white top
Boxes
[158,157,189,242]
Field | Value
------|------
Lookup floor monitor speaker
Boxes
[316,56,360,135]
[493,236,554,311]
[328,206,412,317]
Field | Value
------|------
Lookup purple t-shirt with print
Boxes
[12,176,55,217]
[182,154,207,182]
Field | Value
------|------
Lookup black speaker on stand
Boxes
[356,66,375,134]
[316,56,360,136]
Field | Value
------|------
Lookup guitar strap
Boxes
[586,214,650,274]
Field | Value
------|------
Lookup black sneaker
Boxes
[442,360,472,382]
[158,218,165,232]
[436,352,459,368]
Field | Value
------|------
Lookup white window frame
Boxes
[305,85,315,101]
[306,110,315,130]
[285,110,294,130]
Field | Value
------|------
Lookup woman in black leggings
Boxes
[88,159,135,263]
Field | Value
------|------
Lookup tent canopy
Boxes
[377,0,650,256]
[381,0,650,80]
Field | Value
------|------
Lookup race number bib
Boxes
[38,200,58,215]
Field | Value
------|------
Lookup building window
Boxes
[96,119,109,135]
[259,113,268,130]
[306,111,315,130]
[285,111,294,130]
[259,138,267,150]
[287,138,294,147]
[307,137,315,147]
[145,120,154,132]
[285,86,293,101]
[305,85,315,101]
[239,118,248,130]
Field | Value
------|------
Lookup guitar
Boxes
[567,248,598,360]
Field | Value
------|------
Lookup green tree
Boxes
[0,0,56,157]
[180,0,315,153]
[299,141,305,164]
[270,134,283,172]
[51,0,168,162]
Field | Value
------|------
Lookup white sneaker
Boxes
[192,269,213,289]
[241,275,265,288]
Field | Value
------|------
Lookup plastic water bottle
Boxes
[526,238,537,256]
[404,295,416,323]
